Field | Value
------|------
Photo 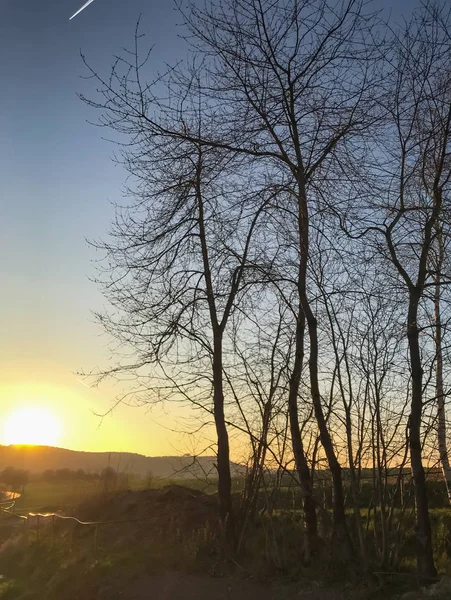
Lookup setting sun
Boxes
[3,407,61,447]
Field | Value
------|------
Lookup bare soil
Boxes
[81,571,355,600]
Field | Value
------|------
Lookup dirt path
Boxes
[103,572,345,600]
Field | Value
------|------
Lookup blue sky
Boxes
[0,0,182,368]
[0,0,422,455]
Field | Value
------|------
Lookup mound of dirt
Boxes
[75,485,218,539]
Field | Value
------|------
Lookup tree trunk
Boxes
[196,158,234,545]
[288,311,318,554]
[295,174,352,558]
[212,332,234,545]
[305,306,352,556]
[434,229,451,504]
[407,290,437,580]
[345,406,368,569]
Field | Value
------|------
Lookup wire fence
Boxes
[0,498,156,553]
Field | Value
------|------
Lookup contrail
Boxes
[69,0,96,20]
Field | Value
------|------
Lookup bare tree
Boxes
[79,0,451,577]
[81,64,275,539]
[343,1,451,578]
[433,225,451,503]
[81,0,383,555]
[177,0,383,553]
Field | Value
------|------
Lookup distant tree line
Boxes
[40,468,101,482]
[0,467,29,494]
[40,467,154,491]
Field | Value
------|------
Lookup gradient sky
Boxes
[0,0,421,457]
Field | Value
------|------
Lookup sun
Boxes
[3,407,61,446]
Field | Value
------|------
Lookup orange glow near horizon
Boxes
[0,369,217,457]
[3,407,62,447]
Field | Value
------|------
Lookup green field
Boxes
[10,480,102,513]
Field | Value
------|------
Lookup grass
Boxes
[3,480,451,600]
[2,483,451,600]
[12,480,101,513]
[0,508,216,599]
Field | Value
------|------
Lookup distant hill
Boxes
[0,445,245,480]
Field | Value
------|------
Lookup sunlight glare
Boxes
[3,407,61,446]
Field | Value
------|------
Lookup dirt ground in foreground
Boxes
[2,486,435,600]
[95,572,364,600]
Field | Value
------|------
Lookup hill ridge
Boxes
[0,445,244,479]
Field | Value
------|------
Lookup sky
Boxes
[0,0,421,458]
